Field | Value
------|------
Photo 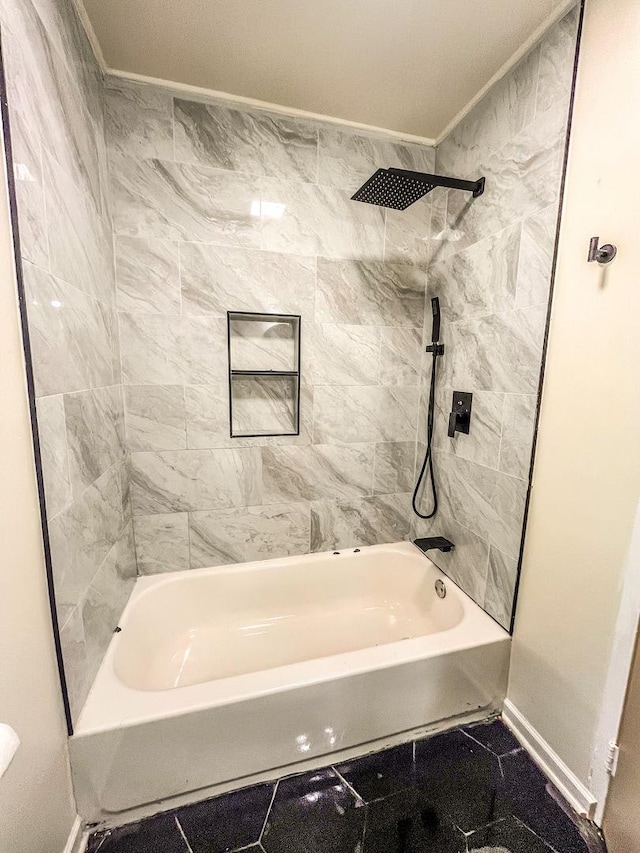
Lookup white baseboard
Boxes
[502,699,597,820]
[62,816,86,853]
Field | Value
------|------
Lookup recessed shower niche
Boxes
[227,311,301,438]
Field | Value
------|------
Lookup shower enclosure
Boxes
[0,0,580,823]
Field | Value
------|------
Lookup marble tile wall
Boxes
[413,7,579,629]
[3,0,577,732]
[105,76,435,575]
[0,0,136,723]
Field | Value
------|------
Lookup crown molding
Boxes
[74,0,576,149]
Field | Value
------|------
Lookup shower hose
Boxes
[411,348,439,519]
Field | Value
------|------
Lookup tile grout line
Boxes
[36,130,52,275]
[331,765,365,806]
[174,815,195,852]
[258,779,279,843]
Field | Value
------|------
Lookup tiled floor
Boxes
[87,717,607,853]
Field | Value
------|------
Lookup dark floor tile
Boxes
[467,816,552,852]
[335,742,415,802]
[499,751,606,853]
[463,718,522,757]
[87,813,189,853]
[363,790,465,853]
[262,768,366,853]
[414,729,506,833]
[177,782,275,853]
[363,787,420,853]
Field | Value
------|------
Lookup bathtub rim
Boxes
[75,540,508,735]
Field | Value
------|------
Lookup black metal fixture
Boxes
[587,236,617,265]
[351,168,485,210]
[412,297,443,520]
[413,537,455,554]
[448,391,473,438]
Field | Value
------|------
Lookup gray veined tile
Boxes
[373,442,416,495]
[313,386,419,444]
[49,464,125,611]
[309,324,381,386]
[107,307,122,386]
[82,522,136,684]
[384,199,432,265]
[124,385,187,452]
[1,0,104,215]
[379,327,422,385]
[130,447,262,514]
[499,394,537,480]
[317,127,435,192]
[428,224,521,322]
[189,503,311,568]
[431,386,504,470]
[427,188,448,266]
[484,545,519,629]
[516,205,557,308]
[64,385,125,498]
[433,450,527,559]
[185,384,233,449]
[58,605,90,723]
[36,394,72,518]
[109,154,263,246]
[180,243,315,318]
[310,493,411,552]
[259,177,385,260]
[441,304,547,395]
[119,455,133,521]
[23,262,115,396]
[115,236,181,314]
[262,444,374,504]
[19,0,81,69]
[435,44,540,180]
[174,98,318,183]
[133,512,191,574]
[43,146,115,305]
[536,5,579,118]
[119,313,227,385]
[410,511,490,609]
[9,106,48,268]
[443,104,566,257]
[316,259,425,327]
[25,0,103,122]
[103,81,174,159]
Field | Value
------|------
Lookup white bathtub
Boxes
[70,541,510,823]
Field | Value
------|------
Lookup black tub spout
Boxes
[413,537,455,554]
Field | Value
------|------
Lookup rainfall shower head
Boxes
[351,168,485,210]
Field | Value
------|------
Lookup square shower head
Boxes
[351,168,436,210]
[351,168,485,210]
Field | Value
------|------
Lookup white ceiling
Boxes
[80,0,572,141]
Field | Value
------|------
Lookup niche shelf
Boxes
[227,311,301,438]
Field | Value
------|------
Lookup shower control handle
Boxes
[448,391,473,438]
[448,412,459,438]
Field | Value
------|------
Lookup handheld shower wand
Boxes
[412,297,443,519]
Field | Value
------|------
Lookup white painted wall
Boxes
[508,0,640,823]
[0,118,77,849]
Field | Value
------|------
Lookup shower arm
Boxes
[388,169,485,198]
